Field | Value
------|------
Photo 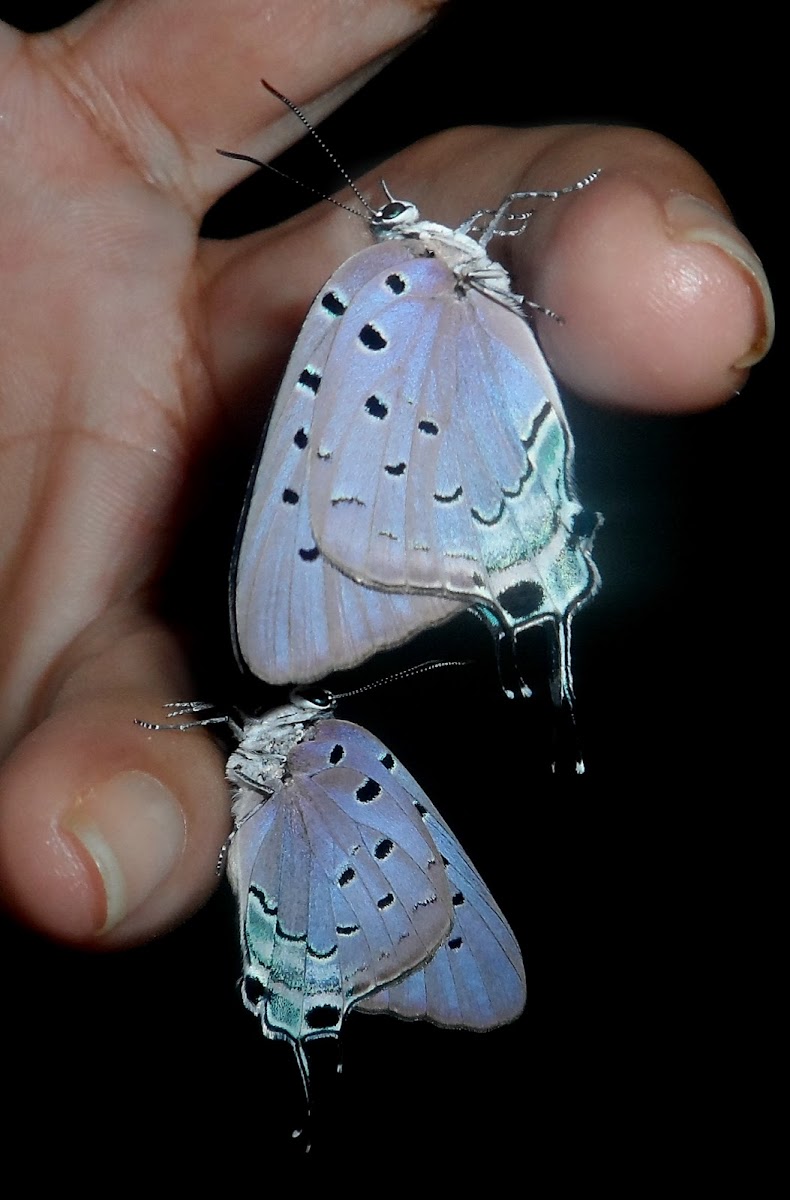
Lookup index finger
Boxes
[27,0,446,210]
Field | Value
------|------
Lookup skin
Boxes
[0,0,773,948]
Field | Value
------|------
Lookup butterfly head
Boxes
[369,192,420,241]
[244,688,336,746]
[227,689,339,790]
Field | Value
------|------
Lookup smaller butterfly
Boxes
[139,689,525,1094]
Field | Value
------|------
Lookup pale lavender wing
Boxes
[309,251,599,636]
[225,719,454,1058]
[233,241,465,685]
[356,761,525,1029]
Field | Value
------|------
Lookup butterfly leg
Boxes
[216,829,235,876]
[133,700,242,739]
[486,213,534,238]
[477,170,601,248]
[521,297,563,322]
[459,211,537,242]
[455,206,501,237]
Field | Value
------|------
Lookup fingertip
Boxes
[664,192,774,370]
[0,695,229,948]
[64,768,187,937]
[535,172,772,412]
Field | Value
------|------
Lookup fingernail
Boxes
[65,772,185,934]
[665,193,774,367]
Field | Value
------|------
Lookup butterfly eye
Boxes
[379,201,408,220]
[373,199,417,227]
[290,685,334,713]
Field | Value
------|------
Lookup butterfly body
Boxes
[222,692,525,1083]
[233,185,601,698]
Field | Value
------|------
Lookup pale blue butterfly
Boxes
[230,87,601,706]
[141,687,525,1093]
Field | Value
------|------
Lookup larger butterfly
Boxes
[158,689,525,1092]
[232,101,601,705]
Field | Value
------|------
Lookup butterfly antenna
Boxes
[216,149,365,220]
[261,79,376,215]
[332,659,470,702]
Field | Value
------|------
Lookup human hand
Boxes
[0,0,773,950]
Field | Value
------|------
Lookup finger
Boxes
[202,123,773,415]
[39,0,446,210]
[0,607,230,948]
[493,125,774,411]
[0,17,21,60]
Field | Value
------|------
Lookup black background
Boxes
[1,2,777,1181]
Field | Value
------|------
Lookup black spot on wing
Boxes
[374,838,394,860]
[434,485,463,503]
[499,580,544,619]
[376,892,395,910]
[243,975,267,1006]
[298,367,321,393]
[305,1004,341,1030]
[293,427,308,449]
[385,462,406,476]
[452,891,465,907]
[365,395,388,419]
[448,937,463,951]
[359,323,387,351]
[329,743,345,765]
[321,290,346,316]
[356,778,382,804]
[299,545,320,562]
[418,420,439,436]
[384,273,406,294]
[571,509,601,542]
[379,752,395,771]
[338,867,355,887]
[282,488,298,505]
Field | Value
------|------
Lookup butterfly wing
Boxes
[356,761,526,1029]
[234,223,599,690]
[233,241,466,684]
[225,718,454,1059]
[309,253,599,636]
